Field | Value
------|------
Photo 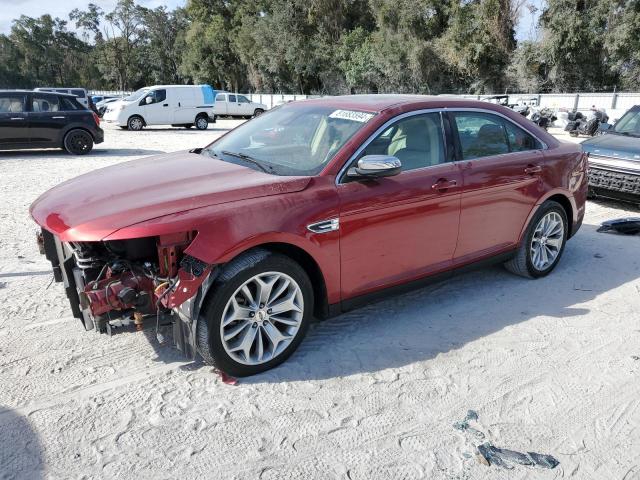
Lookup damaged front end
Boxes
[37,229,214,358]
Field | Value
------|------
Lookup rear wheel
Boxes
[127,115,144,131]
[197,249,313,377]
[195,115,209,130]
[504,200,568,278]
[253,108,264,117]
[63,129,94,155]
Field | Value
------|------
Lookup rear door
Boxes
[449,110,545,263]
[174,88,196,123]
[0,92,29,146]
[214,93,228,115]
[226,94,241,115]
[29,93,69,145]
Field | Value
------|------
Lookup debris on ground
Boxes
[597,218,640,235]
[453,410,485,440]
[214,368,238,385]
[454,411,559,470]
[476,443,560,469]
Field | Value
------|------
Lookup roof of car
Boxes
[298,94,511,113]
[0,89,78,97]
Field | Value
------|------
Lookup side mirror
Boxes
[145,96,154,105]
[347,155,402,179]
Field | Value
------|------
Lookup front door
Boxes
[449,111,545,263]
[139,89,169,125]
[0,93,29,146]
[338,112,462,299]
[236,95,254,115]
[29,93,68,145]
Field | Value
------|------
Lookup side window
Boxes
[361,113,445,172]
[228,94,237,103]
[71,89,86,98]
[0,94,26,113]
[504,121,540,152]
[143,89,166,105]
[60,98,80,111]
[237,95,250,103]
[453,112,509,159]
[32,94,61,113]
[216,94,226,102]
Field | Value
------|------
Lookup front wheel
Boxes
[197,249,313,377]
[64,129,94,155]
[253,108,264,117]
[504,201,568,278]
[127,116,144,131]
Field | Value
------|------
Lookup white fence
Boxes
[90,89,640,118]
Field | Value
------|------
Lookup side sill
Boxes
[327,250,517,317]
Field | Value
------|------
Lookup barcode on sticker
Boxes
[328,110,374,123]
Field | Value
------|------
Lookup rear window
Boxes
[60,97,82,111]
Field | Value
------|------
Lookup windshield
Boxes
[613,109,640,136]
[124,88,149,102]
[205,103,376,176]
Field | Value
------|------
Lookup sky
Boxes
[0,0,186,34]
[0,0,544,40]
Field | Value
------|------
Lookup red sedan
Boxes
[31,95,587,376]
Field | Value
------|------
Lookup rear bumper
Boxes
[94,127,104,144]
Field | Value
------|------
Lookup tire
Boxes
[504,200,568,278]
[127,115,144,131]
[253,108,264,117]
[63,129,94,155]
[195,115,208,130]
[197,249,313,377]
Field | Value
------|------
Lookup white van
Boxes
[102,85,217,130]
[34,87,89,107]
[213,93,267,118]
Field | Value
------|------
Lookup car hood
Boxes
[582,133,640,162]
[30,151,311,241]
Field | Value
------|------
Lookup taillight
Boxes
[92,112,100,126]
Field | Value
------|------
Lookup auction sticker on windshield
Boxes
[329,110,375,123]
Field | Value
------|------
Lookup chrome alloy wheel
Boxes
[220,272,304,365]
[530,211,564,271]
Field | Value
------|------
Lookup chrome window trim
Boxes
[446,107,549,151]
[335,107,548,185]
[336,108,445,185]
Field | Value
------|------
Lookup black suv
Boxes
[0,90,104,155]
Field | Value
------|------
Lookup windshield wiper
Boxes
[220,150,272,173]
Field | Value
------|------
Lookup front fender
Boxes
[104,178,341,303]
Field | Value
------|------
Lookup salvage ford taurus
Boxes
[30,95,587,376]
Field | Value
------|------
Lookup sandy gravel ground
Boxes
[1,123,639,480]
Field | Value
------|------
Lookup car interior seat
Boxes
[390,118,442,170]
[466,123,509,158]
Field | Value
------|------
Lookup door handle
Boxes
[10,117,24,120]
[431,179,457,191]
[524,165,542,175]
[163,103,169,107]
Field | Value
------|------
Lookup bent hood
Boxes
[582,133,640,162]
[30,151,311,241]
